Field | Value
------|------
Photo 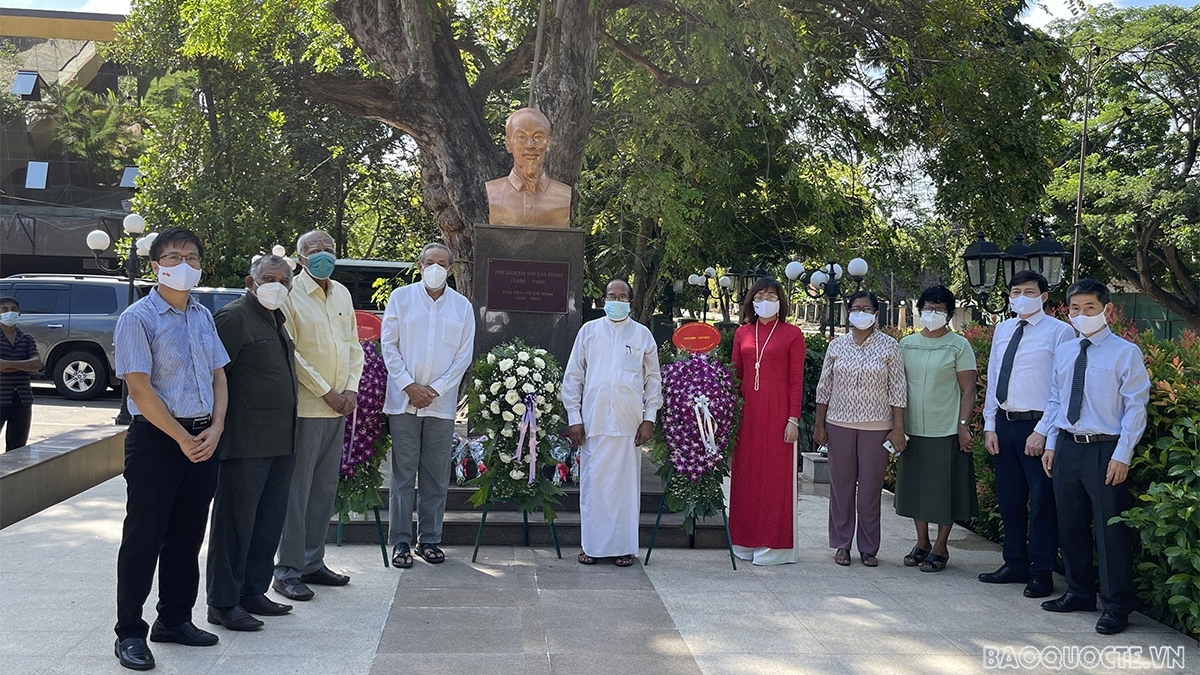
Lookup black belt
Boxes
[133,414,212,431]
[1004,410,1043,422]
[1069,433,1120,445]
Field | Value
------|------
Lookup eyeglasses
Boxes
[848,307,876,314]
[605,295,631,302]
[158,253,202,266]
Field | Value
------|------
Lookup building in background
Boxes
[1,8,135,276]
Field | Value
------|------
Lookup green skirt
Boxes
[893,435,978,525]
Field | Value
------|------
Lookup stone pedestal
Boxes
[472,225,585,368]
[800,452,830,484]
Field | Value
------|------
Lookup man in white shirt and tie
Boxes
[380,243,475,568]
[980,270,1075,598]
[562,279,662,568]
[1033,279,1150,635]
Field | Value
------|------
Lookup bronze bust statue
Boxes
[486,107,572,228]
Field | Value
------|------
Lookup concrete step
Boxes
[407,484,666,514]
[328,509,731,549]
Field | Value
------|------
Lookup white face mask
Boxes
[255,281,290,311]
[920,310,948,331]
[1070,311,1107,335]
[422,263,448,290]
[753,300,779,319]
[0,311,18,327]
[1009,294,1044,317]
[849,311,876,330]
[157,262,202,292]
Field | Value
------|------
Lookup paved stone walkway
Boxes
[1,471,1195,675]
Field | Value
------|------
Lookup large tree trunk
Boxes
[299,0,602,299]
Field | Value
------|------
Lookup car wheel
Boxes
[53,351,109,400]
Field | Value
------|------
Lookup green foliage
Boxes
[30,83,144,184]
[1044,5,1200,329]
[333,436,389,524]
[1113,330,1200,637]
[800,331,829,453]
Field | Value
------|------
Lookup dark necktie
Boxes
[1066,338,1092,424]
[995,319,1028,404]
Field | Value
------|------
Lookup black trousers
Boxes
[994,416,1058,576]
[206,454,296,608]
[1,390,33,451]
[1053,433,1135,615]
[115,420,218,639]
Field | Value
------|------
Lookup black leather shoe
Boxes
[149,619,219,646]
[207,605,264,631]
[240,594,292,616]
[978,563,1029,584]
[300,566,350,586]
[272,577,314,601]
[114,637,155,671]
[1023,575,1054,598]
[1096,611,1130,635]
[1041,592,1096,613]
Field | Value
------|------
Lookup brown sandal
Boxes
[613,555,636,567]
[577,551,597,565]
[860,553,878,567]
[834,548,851,566]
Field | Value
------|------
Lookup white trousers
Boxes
[580,435,640,557]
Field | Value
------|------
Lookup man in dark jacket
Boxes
[206,255,299,632]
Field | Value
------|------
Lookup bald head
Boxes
[296,230,335,257]
[505,107,550,136]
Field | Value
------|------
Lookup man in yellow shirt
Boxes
[273,230,364,601]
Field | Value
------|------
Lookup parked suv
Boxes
[0,274,244,400]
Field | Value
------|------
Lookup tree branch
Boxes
[605,0,713,30]
[471,29,536,103]
[299,74,427,141]
[601,32,704,90]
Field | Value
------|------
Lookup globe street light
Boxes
[86,212,153,425]
[805,258,869,339]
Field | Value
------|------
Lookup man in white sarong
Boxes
[562,279,662,567]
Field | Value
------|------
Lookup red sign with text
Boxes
[356,310,382,342]
[672,322,721,353]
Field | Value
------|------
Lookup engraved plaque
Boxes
[486,259,570,314]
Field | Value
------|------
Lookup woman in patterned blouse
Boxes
[813,291,908,567]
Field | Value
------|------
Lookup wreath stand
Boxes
[471,483,563,562]
[335,507,390,568]
[642,467,737,570]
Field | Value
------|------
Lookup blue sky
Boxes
[1,0,1194,27]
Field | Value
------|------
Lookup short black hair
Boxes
[917,285,956,315]
[848,290,879,312]
[1065,278,1111,306]
[0,296,18,310]
[1008,269,1049,293]
[150,227,204,261]
[605,278,633,298]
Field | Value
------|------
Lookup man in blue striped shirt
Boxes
[112,227,230,671]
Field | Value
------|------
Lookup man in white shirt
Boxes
[562,279,662,567]
[380,243,475,568]
[980,270,1075,598]
[1035,279,1150,635]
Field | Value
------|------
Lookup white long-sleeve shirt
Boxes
[561,317,662,438]
[1034,327,1151,465]
[380,283,476,419]
[983,311,1076,432]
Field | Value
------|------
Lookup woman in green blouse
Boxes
[895,285,978,572]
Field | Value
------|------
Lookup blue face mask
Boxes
[604,300,631,321]
[305,251,336,280]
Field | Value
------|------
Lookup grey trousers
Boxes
[387,413,455,547]
[207,453,295,608]
[275,416,344,580]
